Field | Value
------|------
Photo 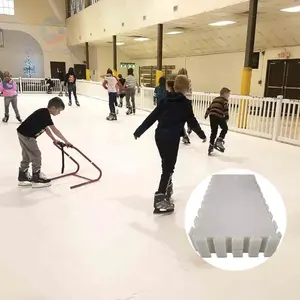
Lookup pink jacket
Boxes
[0,80,17,96]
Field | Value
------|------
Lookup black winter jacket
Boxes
[134,92,206,140]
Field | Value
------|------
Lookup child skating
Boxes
[0,71,22,123]
[204,87,230,155]
[134,75,206,214]
[17,97,72,188]
[65,67,80,106]
[125,68,139,115]
[117,74,126,108]
[101,69,120,121]
[153,76,167,106]
[177,68,193,144]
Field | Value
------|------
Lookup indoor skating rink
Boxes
[0,94,299,300]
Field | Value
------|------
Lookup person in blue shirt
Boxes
[153,76,167,105]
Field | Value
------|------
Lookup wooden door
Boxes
[50,61,66,79]
[74,64,86,79]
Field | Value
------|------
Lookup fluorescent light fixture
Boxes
[280,6,300,12]
[116,42,125,46]
[209,20,236,26]
[166,31,183,35]
[134,37,150,41]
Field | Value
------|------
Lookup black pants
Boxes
[155,134,180,194]
[209,115,228,144]
[109,92,117,114]
[68,84,78,102]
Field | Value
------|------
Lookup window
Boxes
[0,0,14,15]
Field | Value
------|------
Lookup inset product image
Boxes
[185,169,286,271]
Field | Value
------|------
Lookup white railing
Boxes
[76,80,300,147]
[10,77,61,94]
[4,78,299,147]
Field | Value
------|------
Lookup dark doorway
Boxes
[74,64,86,79]
[50,61,66,79]
[264,59,300,100]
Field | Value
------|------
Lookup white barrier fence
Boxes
[4,78,299,147]
[10,77,61,93]
[76,80,300,147]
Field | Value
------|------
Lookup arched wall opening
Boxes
[0,30,44,77]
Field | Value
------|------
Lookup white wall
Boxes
[0,30,44,77]
[0,0,84,77]
[89,45,132,81]
[134,46,300,96]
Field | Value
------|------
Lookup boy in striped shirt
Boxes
[205,87,230,155]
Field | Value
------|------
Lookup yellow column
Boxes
[113,70,118,78]
[86,69,91,80]
[156,70,163,86]
[238,67,252,128]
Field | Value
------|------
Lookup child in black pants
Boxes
[17,97,72,188]
[134,75,207,214]
[205,87,230,155]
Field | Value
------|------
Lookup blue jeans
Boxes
[109,92,117,114]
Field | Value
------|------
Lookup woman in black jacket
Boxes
[64,67,80,106]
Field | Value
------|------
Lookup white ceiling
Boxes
[90,0,300,59]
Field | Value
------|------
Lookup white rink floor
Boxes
[0,94,300,300]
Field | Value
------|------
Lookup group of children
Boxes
[1,65,230,216]
[101,67,139,121]
[0,67,80,125]
[134,70,230,214]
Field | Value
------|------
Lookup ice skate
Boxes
[68,101,72,106]
[182,135,190,145]
[187,127,192,135]
[208,143,214,156]
[75,100,80,107]
[214,137,225,153]
[16,116,22,123]
[126,108,132,115]
[2,115,9,123]
[153,192,174,214]
[118,101,123,108]
[106,113,117,121]
[132,108,136,115]
[166,182,174,202]
[18,169,32,186]
[32,171,51,188]
[59,92,63,97]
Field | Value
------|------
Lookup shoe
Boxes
[16,116,22,123]
[32,171,51,188]
[75,101,80,107]
[153,192,175,214]
[182,135,190,145]
[18,169,32,186]
[2,115,9,123]
[166,182,173,202]
[126,108,132,115]
[214,137,225,153]
[68,101,72,106]
[208,143,214,156]
[106,113,117,121]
